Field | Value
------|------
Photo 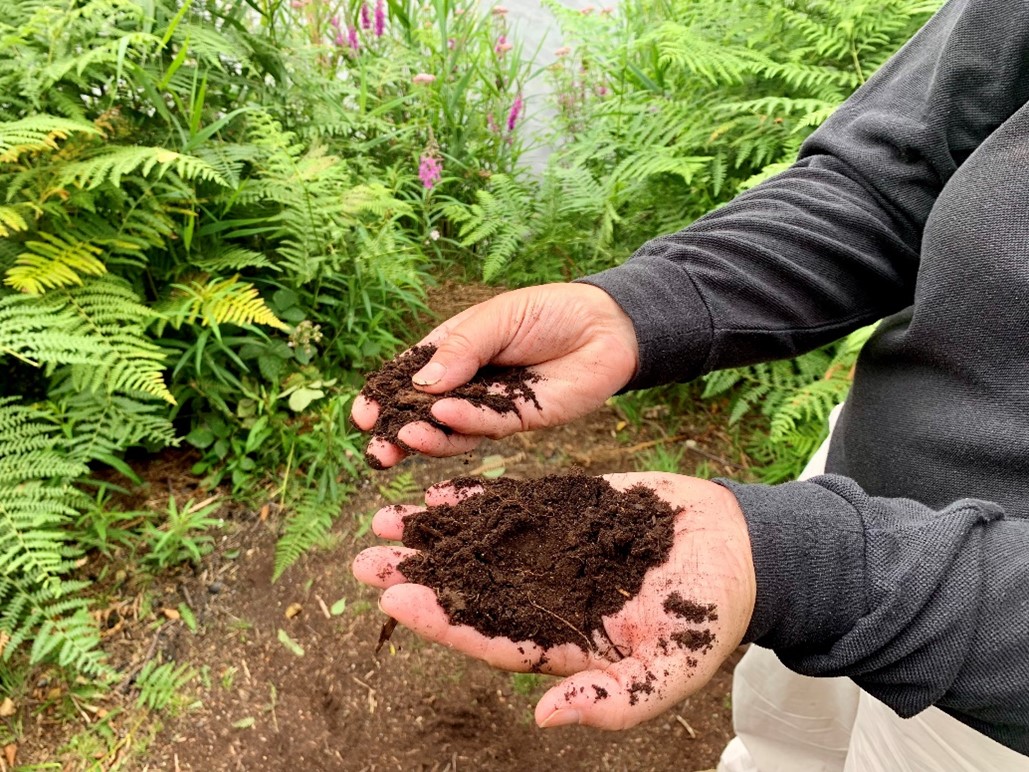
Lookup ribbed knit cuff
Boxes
[716,477,867,650]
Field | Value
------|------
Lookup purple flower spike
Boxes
[374,0,386,36]
[507,94,523,132]
[360,3,372,29]
[347,25,360,51]
[418,155,443,189]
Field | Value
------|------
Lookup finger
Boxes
[380,584,547,670]
[350,394,379,431]
[535,656,695,731]
[429,398,528,439]
[371,504,423,541]
[395,422,483,458]
[351,546,419,588]
[424,480,485,507]
[365,437,407,469]
[410,307,514,393]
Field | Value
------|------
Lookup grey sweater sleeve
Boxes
[581,0,1029,389]
[720,476,1029,755]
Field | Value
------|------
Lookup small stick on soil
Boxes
[117,627,163,693]
[675,713,697,738]
[375,617,398,654]
[526,598,592,652]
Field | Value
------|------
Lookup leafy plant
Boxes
[135,659,195,712]
[702,325,877,482]
[141,496,223,569]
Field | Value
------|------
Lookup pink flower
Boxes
[418,155,443,189]
[495,35,513,55]
[412,72,437,85]
[347,25,360,51]
[507,94,523,131]
[491,5,509,14]
[580,4,595,13]
[554,45,571,57]
[360,3,371,29]
[290,0,307,7]
[374,0,386,36]
[334,31,346,46]
[601,5,614,13]
[448,38,456,49]
[329,14,340,27]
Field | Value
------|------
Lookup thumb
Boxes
[412,325,503,393]
[534,657,688,731]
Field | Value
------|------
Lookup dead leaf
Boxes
[284,603,302,619]
[259,503,270,522]
[0,632,7,657]
[162,607,181,621]
[0,697,14,717]
[4,743,16,766]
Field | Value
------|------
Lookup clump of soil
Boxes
[360,344,542,459]
[396,473,680,656]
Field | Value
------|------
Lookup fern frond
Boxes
[4,234,107,294]
[273,487,348,580]
[169,276,289,331]
[0,207,30,238]
[0,277,174,403]
[57,146,230,190]
[0,115,100,164]
[641,22,769,85]
[0,399,110,677]
[192,247,278,273]
[135,659,195,711]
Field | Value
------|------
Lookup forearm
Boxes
[720,474,1029,754]
[582,0,1029,389]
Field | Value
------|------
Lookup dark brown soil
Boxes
[398,474,678,655]
[361,344,542,454]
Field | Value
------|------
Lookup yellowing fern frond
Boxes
[174,276,289,331]
[4,234,107,294]
[0,115,100,164]
[0,207,29,238]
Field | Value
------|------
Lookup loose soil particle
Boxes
[397,473,680,655]
[361,344,542,458]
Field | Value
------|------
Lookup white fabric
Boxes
[717,405,1029,772]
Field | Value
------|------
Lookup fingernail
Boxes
[539,708,581,728]
[413,361,446,386]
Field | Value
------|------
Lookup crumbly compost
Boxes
[396,473,680,653]
[360,344,542,456]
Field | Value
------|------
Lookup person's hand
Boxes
[352,472,755,730]
[351,283,639,468]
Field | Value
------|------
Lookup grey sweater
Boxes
[582,0,1029,755]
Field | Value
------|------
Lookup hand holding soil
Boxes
[351,283,639,468]
[352,472,755,731]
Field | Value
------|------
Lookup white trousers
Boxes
[718,407,1029,772]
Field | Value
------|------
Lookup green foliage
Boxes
[702,326,877,482]
[141,496,222,569]
[134,659,195,712]
[456,0,939,285]
[0,399,110,679]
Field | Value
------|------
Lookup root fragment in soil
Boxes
[393,473,680,652]
[360,344,542,450]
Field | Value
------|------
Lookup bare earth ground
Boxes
[10,283,751,771]
[143,412,745,772]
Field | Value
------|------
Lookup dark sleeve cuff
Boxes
[576,256,713,390]
[716,477,867,649]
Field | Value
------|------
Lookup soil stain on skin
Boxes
[361,344,543,450]
[395,473,680,652]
